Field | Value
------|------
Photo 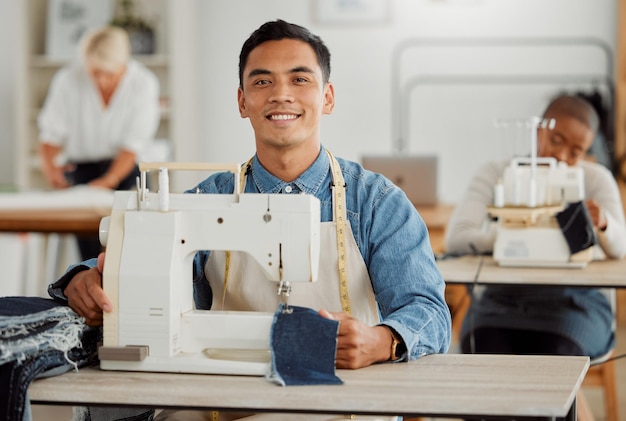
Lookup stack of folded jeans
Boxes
[0,297,100,421]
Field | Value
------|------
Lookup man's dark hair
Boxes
[542,94,600,135]
[238,19,331,88]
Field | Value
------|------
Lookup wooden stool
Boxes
[445,284,470,342]
[579,351,619,421]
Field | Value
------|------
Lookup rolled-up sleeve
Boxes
[366,184,452,358]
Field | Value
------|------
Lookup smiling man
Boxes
[238,38,334,171]
[50,20,451,421]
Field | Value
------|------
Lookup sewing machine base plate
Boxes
[100,352,269,376]
[495,260,587,269]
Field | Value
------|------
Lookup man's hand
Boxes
[318,309,393,369]
[64,253,111,326]
[585,199,607,231]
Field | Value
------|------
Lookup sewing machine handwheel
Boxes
[99,216,110,247]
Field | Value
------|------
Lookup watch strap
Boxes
[389,328,405,361]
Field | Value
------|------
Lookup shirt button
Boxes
[285,185,293,193]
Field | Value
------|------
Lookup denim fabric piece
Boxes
[556,200,597,254]
[266,304,343,386]
[0,297,100,421]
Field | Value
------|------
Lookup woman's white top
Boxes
[37,60,160,163]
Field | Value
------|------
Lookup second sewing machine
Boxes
[488,118,597,268]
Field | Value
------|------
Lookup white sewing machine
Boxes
[486,116,594,268]
[97,162,320,375]
[488,155,592,268]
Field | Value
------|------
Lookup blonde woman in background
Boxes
[38,26,160,259]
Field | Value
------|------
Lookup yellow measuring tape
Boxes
[327,150,352,314]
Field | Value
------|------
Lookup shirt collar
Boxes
[249,147,330,195]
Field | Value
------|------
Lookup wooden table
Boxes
[0,188,113,234]
[0,188,114,291]
[436,255,625,420]
[29,354,588,420]
[438,255,626,288]
[0,209,108,234]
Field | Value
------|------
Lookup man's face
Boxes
[537,113,594,166]
[237,39,334,150]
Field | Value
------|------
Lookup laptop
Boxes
[361,155,438,206]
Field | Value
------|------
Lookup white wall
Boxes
[0,0,18,189]
[0,0,617,202]
[192,0,616,203]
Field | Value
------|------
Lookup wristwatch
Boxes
[389,328,405,361]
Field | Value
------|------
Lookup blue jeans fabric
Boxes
[556,200,597,254]
[0,297,100,421]
[266,305,342,386]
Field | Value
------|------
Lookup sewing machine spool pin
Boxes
[158,167,170,212]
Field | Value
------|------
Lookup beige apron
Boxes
[205,151,380,326]
[157,152,395,421]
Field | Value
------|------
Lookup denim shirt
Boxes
[190,148,451,358]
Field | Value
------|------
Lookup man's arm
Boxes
[365,185,452,360]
